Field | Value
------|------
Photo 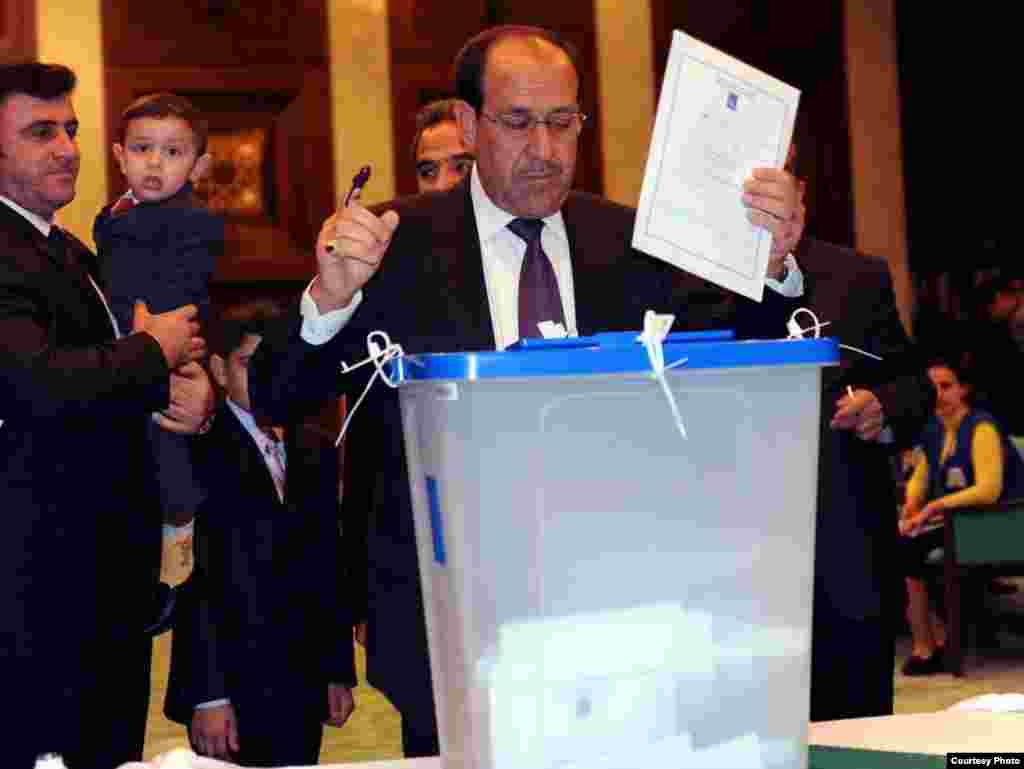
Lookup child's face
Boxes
[112,116,208,203]
[211,333,262,413]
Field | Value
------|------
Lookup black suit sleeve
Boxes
[178,519,231,707]
[247,302,367,426]
[308,437,357,688]
[797,237,933,449]
[851,272,932,448]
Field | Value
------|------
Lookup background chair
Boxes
[943,498,1024,675]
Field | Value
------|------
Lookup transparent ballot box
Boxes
[391,333,838,769]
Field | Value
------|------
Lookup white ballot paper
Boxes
[633,30,800,302]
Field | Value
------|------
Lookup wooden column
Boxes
[594,0,655,207]
[36,0,107,248]
[2,1,36,62]
[844,0,912,334]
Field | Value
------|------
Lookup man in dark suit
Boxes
[165,301,355,766]
[776,136,932,718]
[248,26,804,756]
[0,63,212,768]
[793,233,932,720]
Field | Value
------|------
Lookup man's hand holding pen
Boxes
[313,166,401,313]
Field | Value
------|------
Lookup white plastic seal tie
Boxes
[638,310,689,440]
[335,330,404,447]
[786,307,883,361]
[786,307,831,339]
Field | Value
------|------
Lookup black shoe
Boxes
[901,648,945,676]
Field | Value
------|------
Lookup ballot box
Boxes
[391,333,838,769]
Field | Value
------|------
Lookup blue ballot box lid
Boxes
[391,331,838,383]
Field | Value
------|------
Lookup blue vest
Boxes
[921,409,1024,502]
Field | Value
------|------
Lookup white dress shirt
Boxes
[470,168,578,349]
[299,277,362,345]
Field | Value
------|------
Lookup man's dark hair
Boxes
[453,25,580,112]
[927,351,977,402]
[0,62,76,106]
[972,274,1016,319]
[209,300,282,358]
[119,91,208,155]
[411,98,459,159]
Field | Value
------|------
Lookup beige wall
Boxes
[326,0,396,208]
[844,0,912,333]
[593,0,655,207]
[36,0,107,248]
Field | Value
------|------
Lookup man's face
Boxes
[113,116,205,203]
[212,333,261,413]
[0,93,80,220]
[464,36,580,218]
[415,119,473,193]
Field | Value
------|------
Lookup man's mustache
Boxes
[516,161,562,177]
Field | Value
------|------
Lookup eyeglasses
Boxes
[479,110,588,137]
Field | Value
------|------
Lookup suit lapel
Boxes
[0,203,115,343]
[562,193,605,336]
[431,182,496,351]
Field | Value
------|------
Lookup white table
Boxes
[808,710,1024,755]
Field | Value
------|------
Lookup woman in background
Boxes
[898,354,1024,675]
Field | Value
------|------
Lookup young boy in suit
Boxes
[94,93,222,583]
[165,301,356,766]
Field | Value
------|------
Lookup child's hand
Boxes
[325,683,355,727]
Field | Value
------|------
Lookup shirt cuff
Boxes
[764,253,804,297]
[162,519,195,540]
[299,277,363,346]
[196,699,231,710]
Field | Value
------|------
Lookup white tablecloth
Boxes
[808,710,1024,755]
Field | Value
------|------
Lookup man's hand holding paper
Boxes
[742,167,803,279]
[633,30,802,300]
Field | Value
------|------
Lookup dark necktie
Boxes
[259,426,287,502]
[507,217,565,339]
[47,225,74,269]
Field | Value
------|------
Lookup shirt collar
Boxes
[0,195,52,236]
[469,165,568,245]
[226,399,271,447]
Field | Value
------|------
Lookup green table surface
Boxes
[809,745,945,769]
